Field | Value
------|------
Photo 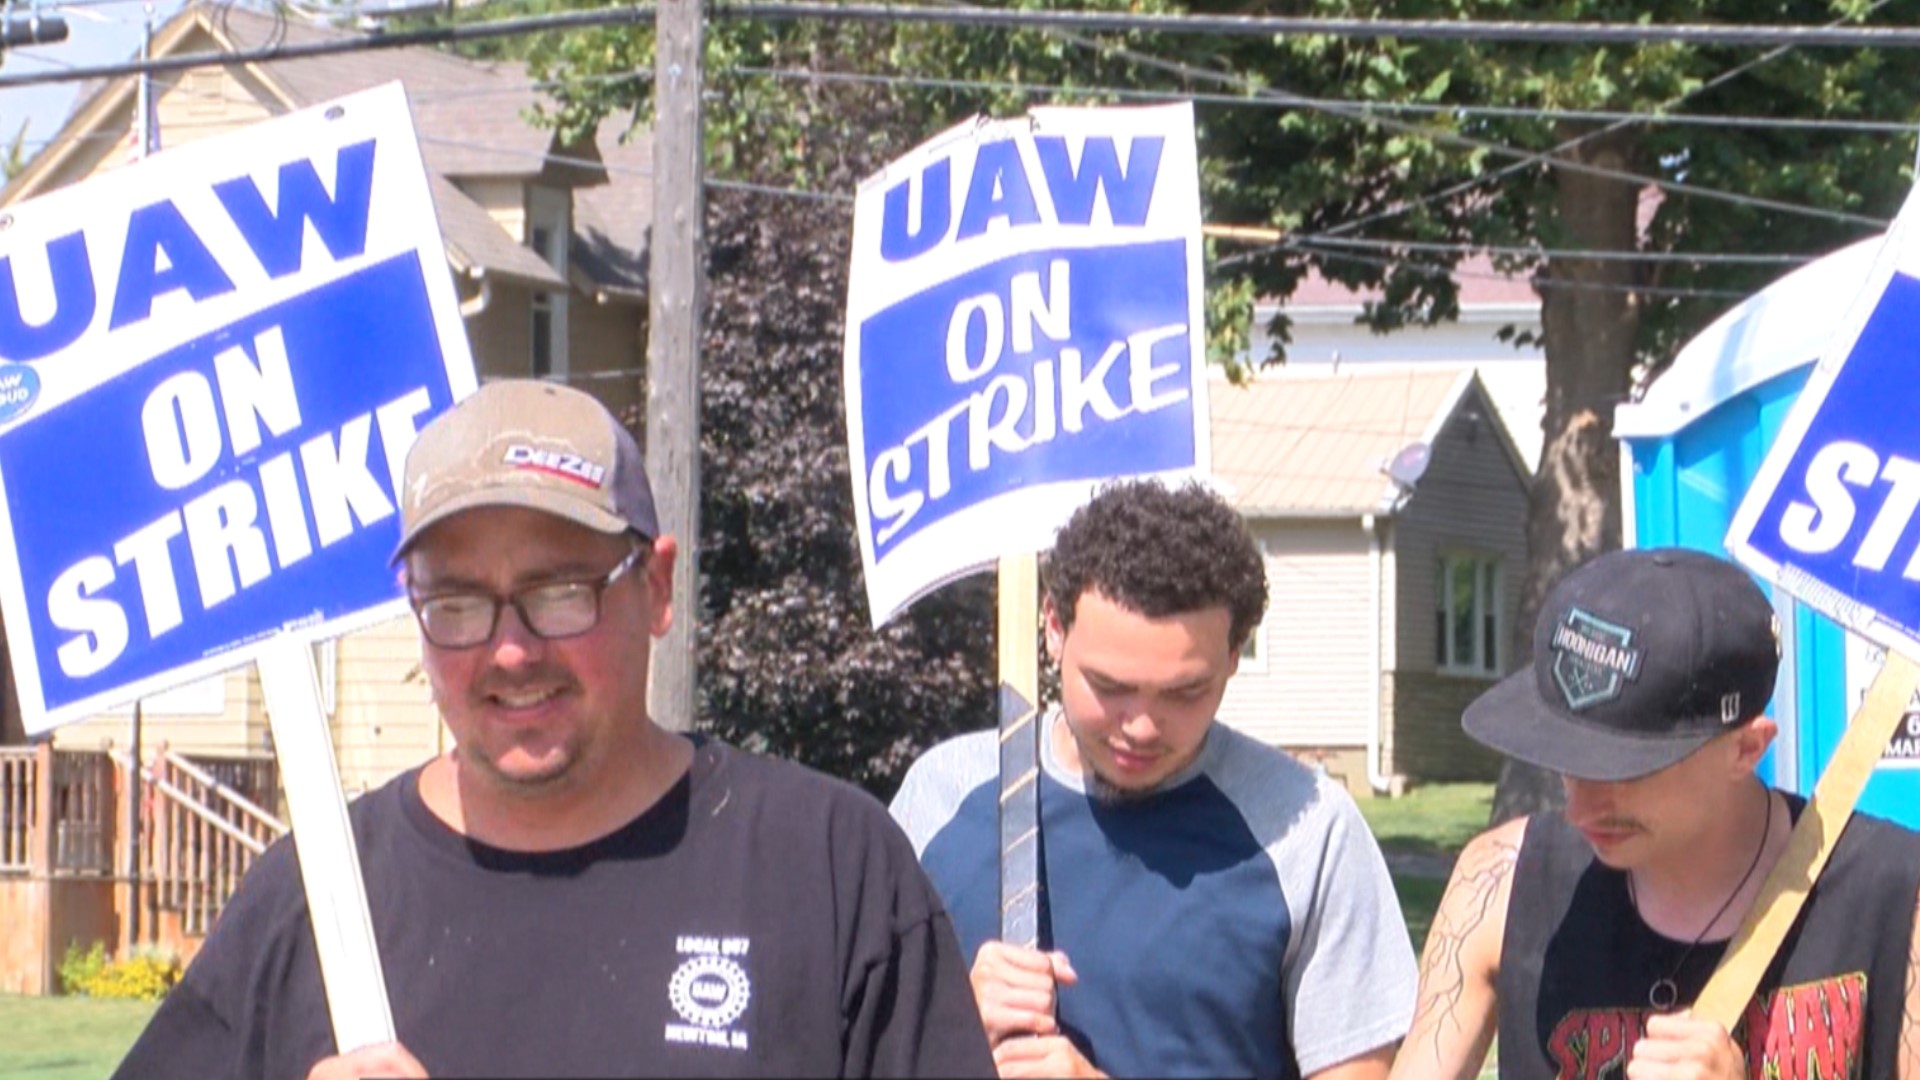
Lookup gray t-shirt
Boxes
[892,714,1417,1079]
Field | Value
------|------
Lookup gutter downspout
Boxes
[1363,512,1395,794]
[459,269,492,318]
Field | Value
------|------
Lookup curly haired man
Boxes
[891,480,1417,1080]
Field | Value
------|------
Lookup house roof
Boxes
[428,173,567,288]
[571,114,651,298]
[207,7,560,180]
[1211,366,1521,517]
[6,3,647,295]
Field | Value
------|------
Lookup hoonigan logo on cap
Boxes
[1551,609,1644,711]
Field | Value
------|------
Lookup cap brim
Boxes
[389,486,633,565]
[1461,669,1719,782]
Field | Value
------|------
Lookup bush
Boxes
[56,941,107,995]
[57,942,180,1001]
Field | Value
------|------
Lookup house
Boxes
[1211,365,1531,797]
[1252,257,1547,470]
[0,2,651,771]
[0,4,652,988]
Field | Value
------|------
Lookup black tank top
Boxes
[1497,796,1920,1079]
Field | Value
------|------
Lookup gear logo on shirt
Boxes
[664,935,752,1052]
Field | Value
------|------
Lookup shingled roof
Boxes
[9,3,645,296]
[1211,367,1517,517]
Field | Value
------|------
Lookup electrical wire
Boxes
[0,0,1893,233]
[1215,0,1906,267]
[721,3,1920,50]
[906,0,1890,237]
[728,64,1920,138]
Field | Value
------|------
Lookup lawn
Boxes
[1360,781,1495,859]
[0,994,156,1079]
[1359,782,1495,955]
[1361,782,1499,1080]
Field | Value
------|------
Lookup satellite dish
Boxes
[1385,442,1431,489]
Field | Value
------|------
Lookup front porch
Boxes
[0,745,282,994]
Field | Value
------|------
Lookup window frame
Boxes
[1435,551,1503,678]
[525,186,571,380]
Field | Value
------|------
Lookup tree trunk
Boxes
[1490,127,1644,826]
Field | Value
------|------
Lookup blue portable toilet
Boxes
[1613,234,1920,825]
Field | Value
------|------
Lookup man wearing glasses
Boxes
[113,381,995,1080]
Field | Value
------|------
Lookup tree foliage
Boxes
[473,0,1920,804]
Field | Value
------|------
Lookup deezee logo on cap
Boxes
[503,445,608,488]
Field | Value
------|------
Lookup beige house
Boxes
[1211,366,1530,797]
[0,4,651,793]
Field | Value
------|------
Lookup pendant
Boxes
[1649,978,1680,1012]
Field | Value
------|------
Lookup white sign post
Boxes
[0,83,477,1051]
[844,103,1208,943]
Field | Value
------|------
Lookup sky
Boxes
[0,0,186,160]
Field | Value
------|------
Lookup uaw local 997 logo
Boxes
[665,935,752,1052]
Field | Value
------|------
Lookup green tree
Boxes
[505,2,1917,805]
[1188,0,1913,819]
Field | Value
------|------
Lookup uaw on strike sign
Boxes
[1728,185,1920,658]
[844,104,1209,626]
[0,83,476,735]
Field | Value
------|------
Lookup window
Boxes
[526,187,570,379]
[1238,619,1264,665]
[530,290,555,378]
[1436,554,1501,676]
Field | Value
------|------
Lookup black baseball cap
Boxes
[1462,547,1781,782]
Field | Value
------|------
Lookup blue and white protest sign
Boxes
[0,82,477,735]
[844,103,1208,627]
[1727,185,1920,658]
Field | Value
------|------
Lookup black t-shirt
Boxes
[112,737,996,1079]
[1498,796,1920,1080]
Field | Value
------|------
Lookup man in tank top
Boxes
[1390,547,1920,1080]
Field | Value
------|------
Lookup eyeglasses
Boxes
[409,543,648,650]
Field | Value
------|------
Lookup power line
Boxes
[707,176,845,202]
[722,3,1920,50]
[725,58,1897,252]
[0,3,662,89]
[1286,234,1816,266]
[729,64,1920,137]
[4,1,1888,236]
[900,0,1889,235]
[1218,0,1904,266]
[1304,245,1751,300]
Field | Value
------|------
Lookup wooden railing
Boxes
[139,749,284,936]
[0,746,117,877]
[51,752,114,875]
[0,749,34,873]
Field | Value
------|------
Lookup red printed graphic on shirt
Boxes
[1545,972,1866,1080]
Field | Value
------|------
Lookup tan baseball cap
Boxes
[390,380,659,564]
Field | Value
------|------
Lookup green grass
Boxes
[1359,783,1499,1078]
[0,994,157,1079]
[1359,782,1495,858]
[1392,873,1449,954]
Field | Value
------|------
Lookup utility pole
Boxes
[645,0,705,733]
[123,7,153,949]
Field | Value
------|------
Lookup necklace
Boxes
[1627,785,1774,1012]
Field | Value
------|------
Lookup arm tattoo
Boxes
[1406,835,1519,1067]
[1903,884,1920,1080]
